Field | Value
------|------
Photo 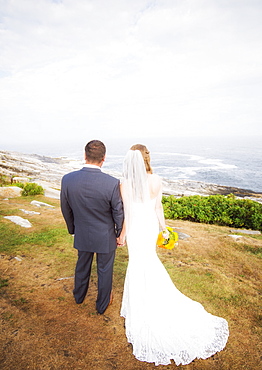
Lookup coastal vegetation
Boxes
[162,194,262,231]
[16,182,44,197]
[0,194,261,369]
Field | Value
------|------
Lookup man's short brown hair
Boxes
[85,140,106,163]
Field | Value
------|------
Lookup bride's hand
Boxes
[117,236,126,247]
[162,228,170,240]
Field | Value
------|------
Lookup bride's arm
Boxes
[150,174,166,231]
[156,189,166,231]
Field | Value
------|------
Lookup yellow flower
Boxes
[156,227,178,250]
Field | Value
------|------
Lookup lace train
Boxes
[122,313,229,366]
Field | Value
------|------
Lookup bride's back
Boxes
[148,173,162,200]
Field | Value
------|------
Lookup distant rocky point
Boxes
[0,150,78,188]
[1,150,262,203]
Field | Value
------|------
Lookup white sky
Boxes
[0,0,262,149]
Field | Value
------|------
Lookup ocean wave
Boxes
[197,158,237,169]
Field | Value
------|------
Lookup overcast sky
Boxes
[0,0,262,150]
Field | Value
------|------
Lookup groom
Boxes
[60,140,124,314]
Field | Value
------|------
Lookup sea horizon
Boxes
[1,135,261,193]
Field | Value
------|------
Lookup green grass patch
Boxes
[240,244,262,258]
[1,312,14,321]
[0,223,70,253]
[0,221,76,278]
[0,278,9,288]
[114,247,129,285]
[0,174,11,186]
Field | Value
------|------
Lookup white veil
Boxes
[122,150,150,233]
[122,149,149,203]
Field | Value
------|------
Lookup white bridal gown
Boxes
[120,197,229,366]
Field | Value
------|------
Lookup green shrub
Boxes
[21,183,44,196]
[162,194,262,231]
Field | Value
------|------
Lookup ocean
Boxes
[106,136,262,193]
[2,135,262,193]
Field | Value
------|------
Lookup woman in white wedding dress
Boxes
[118,144,229,366]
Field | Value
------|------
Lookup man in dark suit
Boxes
[60,140,124,314]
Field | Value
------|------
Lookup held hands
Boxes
[117,235,126,247]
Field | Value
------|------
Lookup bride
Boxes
[117,144,229,366]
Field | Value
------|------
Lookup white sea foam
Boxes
[189,155,203,161]
[197,158,237,169]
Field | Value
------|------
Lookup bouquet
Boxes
[157,227,178,250]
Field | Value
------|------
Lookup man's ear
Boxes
[100,156,106,166]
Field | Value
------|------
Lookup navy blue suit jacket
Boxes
[60,167,124,253]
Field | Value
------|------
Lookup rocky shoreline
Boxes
[1,150,262,202]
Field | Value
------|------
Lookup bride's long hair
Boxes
[130,144,153,174]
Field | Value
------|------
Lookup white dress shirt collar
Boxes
[83,164,101,170]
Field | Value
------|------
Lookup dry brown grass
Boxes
[0,196,261,369]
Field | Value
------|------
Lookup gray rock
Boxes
[230,229,261,235]
[12,176,30,184]
[31,200,54,208]
[228,234,243,240]
[14,256,23,261]
[4,216,32,228]
[20,209,41,215]
[173,230,191,240]
[43,187,60,200]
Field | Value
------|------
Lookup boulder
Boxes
[0,186,22,198]
[12,177,30,184]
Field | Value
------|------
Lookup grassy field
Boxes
[0,195,261,369]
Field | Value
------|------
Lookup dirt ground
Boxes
[0,258,228,370]
[0,198,261,370]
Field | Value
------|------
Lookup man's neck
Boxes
[84,163,101,169]
[84,156,104,168]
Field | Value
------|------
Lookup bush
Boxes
[162,194,262,231]
[21,183,44,196]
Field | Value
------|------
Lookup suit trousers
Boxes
[73,249,116,314]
